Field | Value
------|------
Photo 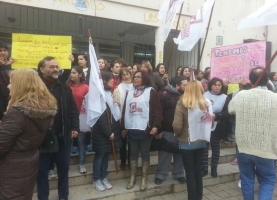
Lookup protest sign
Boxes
[12,33,72,69]
[211,41,266,83]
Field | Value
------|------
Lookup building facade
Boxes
[0,0,276,74]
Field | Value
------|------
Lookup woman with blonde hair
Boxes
[173,80,213,200]
[0,68,57,200]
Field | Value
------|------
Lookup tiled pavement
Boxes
[33,176,277,200]
[32,178,277,200]
[147,180,277,200]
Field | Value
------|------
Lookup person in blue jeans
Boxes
[91,71,122,191]
[229,67,277,200]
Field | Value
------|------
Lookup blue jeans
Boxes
[77,131,86,165]
[237,153,276,200]
[93,152,109,181]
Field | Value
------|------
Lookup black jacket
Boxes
[212,94,230,138]
[41,77,79,144]
[92,106,122,153]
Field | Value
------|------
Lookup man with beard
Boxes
[36,56,79,200]
[0,41,14,120]
[154,76,188,185]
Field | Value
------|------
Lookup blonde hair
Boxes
[141,61,153,73]
[181,80,207,110]
[7,68,57,111]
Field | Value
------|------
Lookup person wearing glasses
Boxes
[36,56,79,200]
[121,70,162,191]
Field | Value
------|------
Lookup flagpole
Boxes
[253,50,277,88]
[197,2,215,70]
[166,2,184,72]
[105,109,119,174]
[88,29,119,174]
[88,29,93,44]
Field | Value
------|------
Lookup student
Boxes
[68,66,89,174]
[92,71,122,191]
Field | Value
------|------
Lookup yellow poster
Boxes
[11,33,72,69]
[227,83,240,95]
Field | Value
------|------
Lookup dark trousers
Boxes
[129,137,153,162]
[0,83,9,120]
[202,134,221,170]
[37,138,71,200]
[181,148,205,200]
[85,131,92,146]
[120,136,130,164]
[49,154,55,170]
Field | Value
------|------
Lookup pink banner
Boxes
[210,41,266,83]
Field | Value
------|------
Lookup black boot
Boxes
[201,169,208,177]
[211,168,218,178]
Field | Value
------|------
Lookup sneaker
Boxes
[87,145,93,152]
[71,147,77,154]
[102,178,113,190]
[79,164,87,174]
[92,180,105,191]
[48,169,57,179]
[231,158,238,165]
[222,137,230,143]
[238,180,241,188]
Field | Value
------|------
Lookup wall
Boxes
[2,0,277,71]
[0,0,198,29]
[201,0,277,71]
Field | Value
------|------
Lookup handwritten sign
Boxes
[210,41,266,83]
[12,33,72,69]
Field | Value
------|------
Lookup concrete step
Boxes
[69,139,236,166]
[32,163,240,200]
[35,148,236,192]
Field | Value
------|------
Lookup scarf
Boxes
[134,86,145,97]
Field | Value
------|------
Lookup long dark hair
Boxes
[175,66,183,77]
[78,54,90,84]
[101,71,112,90]
[68,66,86,84]
[155,63,166,76]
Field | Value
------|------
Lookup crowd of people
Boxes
[1,39,277,200]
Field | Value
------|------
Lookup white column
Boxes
[155,27,164,66]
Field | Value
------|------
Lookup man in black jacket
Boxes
[36,56,79,200]
[154,76,188,185]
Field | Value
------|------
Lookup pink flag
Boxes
[87,40,106,127]
[158,0,185,41]
[174,0,214,51]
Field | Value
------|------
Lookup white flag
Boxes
[158,0,185,41]
[237,1,277,30]
[174,0,214,51]
[87,40,106,127]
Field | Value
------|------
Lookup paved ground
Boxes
[32,179,277,200]
[147,180,277,200]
